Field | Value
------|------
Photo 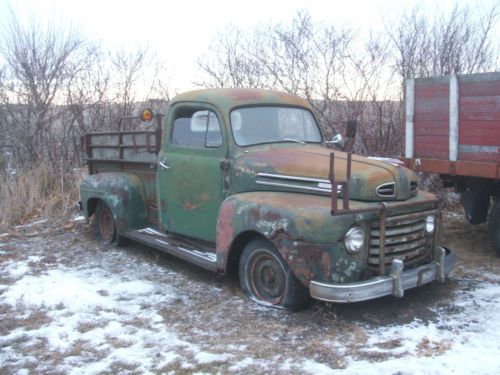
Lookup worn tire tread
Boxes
[239,238,310,311]
[94,201,128,247]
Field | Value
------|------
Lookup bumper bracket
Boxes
[309,246,456,303]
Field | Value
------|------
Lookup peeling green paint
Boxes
[80,172,147,234]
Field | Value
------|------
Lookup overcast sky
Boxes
[0,0,497,93]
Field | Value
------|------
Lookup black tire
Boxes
[239,238,309,311]
[488,201,500,257]
[94,201,127,246]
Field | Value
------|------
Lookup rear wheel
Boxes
[488,201,500,257]
[94,201,127,246]
[239,238,309,311]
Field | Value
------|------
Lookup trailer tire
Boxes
[488,202,500,257]
[239,238,310,311]
[94,201,128,246]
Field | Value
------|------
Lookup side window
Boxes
[171,108,222,148]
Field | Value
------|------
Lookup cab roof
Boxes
[170,88,313,112]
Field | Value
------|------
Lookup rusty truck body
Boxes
[402,72,500,256]
[80,88,456,310]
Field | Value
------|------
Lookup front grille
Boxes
[368,210,435,270]
[376,182,396,197]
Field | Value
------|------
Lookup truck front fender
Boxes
[80,172,147,234]
[216,192,365,287]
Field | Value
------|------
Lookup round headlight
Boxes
[344,226,365,253]
[426,215,435,233]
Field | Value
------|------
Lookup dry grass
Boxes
[0,162,86,231]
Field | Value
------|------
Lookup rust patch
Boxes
[264,211,281,221]
[216,200,235,269]
[182,201,200,211]
[270,233,325,286]
[198,192,210,202]
[320,252,331,279]
[249,207,260,220]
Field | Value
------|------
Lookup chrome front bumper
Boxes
[309,247,457,303]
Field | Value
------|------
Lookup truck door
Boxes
[157,103,226,243]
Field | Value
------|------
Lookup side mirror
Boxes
[346,119,357,138]
[326,133,344,147]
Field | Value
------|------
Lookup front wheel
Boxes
[94,201,127,246]
[488,201,500,257]
[239,239,309,311]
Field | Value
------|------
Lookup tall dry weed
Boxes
[0,163,86,232]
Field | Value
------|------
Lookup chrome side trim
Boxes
[256,180,342,194]
[257,172,330,184]
[256,172,342,193]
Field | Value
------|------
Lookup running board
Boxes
[124,227,218,271]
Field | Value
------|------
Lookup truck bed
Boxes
[403,72,500,178]
[82,129,161,225]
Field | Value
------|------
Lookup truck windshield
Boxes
[230,106,322,146]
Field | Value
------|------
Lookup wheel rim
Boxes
[99,206,116,243]
[249,250,286,304]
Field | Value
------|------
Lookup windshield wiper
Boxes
[281,137,306,145]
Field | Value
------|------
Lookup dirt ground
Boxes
[1,209,499,374]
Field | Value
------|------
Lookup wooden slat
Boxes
[458,153,500,162]
[414,112,450,122]
[460,135,500,145]
[459,81,500,97]
[415,127,451,136]
[401,157,500,179]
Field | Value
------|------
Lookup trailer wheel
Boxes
[488,201,500,257]
[94,201,127,246]
[239,239,309,311]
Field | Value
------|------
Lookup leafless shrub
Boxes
[0,163,85,231]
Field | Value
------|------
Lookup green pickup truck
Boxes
[80,88,456,310]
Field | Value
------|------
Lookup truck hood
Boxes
[230,145,418,201]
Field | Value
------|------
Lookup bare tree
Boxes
[111,47,147,120]
[197,12,355,136]
[0,13,85,164]
[197,25,267,89]
[389,3,498,78]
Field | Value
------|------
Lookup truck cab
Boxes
[80,88,456,310]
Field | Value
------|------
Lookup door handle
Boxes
[159,160,171,170]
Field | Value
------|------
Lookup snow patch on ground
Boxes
[300,280,500,375]
[1,239,500,374]
[14,219,47,229]
[0,258,194,373]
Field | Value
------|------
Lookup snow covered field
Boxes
[1,216,499,374]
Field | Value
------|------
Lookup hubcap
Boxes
[99,206,115,242]
[250,251,286,303]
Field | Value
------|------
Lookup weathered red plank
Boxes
[415,127,451,136]
[460,111,500,121]
[415,135,449,144]
[414,150,449,159]
[459,152,500,162]
[414,113,450,122]
[459,103,500,113]
[459,96,500,105]
[414,84,449,99]
[460,121,500,130]
[414,98,449,111]
[411,120,449,130]
[459,135,500,146]
[459,81,500,97]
